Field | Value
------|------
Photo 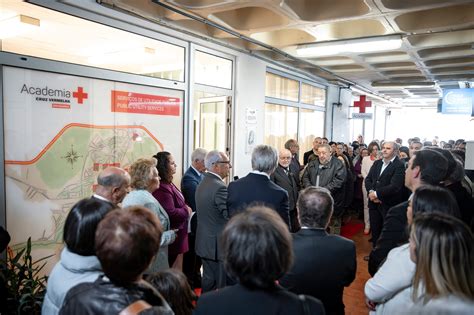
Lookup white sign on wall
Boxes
[3,66,183,273]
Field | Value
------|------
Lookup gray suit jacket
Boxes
[195,172,229,261]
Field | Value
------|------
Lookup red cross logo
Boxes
[354,95,372,113]
[73,87,88,104]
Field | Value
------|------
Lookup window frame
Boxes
[264,68,327,150]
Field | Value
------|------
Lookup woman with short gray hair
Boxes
[122,157,177,272]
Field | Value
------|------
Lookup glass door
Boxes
[198,96,229,153]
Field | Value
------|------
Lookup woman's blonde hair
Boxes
[410,213,474,304]
[129,158,157,190]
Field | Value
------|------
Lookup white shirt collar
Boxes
[93,193,111,203]
[191,165,202,176]
[250,170,270,179]
[384,155,397,164]
[207,171,223,181]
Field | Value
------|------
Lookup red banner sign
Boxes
[111,90,180,116]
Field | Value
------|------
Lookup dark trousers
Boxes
[201,258,226,293]
[369,203,386,247]
[289,210,301,233]
[183,233,202,289]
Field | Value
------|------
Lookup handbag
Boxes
[119,300,151,315]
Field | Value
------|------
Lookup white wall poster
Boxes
[3,66,183,272]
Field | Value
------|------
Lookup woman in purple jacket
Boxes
[153,151,192,271]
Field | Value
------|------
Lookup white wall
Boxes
[232,55,267,177]
[386,107,474,144]
[327,86,352,143]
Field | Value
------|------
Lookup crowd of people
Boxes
[2,135,471,314]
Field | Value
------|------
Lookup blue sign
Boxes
[441,89,474,115]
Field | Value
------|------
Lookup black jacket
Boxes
[194,283,325,315]
[365,157,406,213]
[368,201,409,276]
[227,173,290,227]
[280,229,356,315]
[302,157,347,215]
[271,165,300,212]
[59,276,173,315]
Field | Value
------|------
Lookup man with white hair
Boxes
[195,150,231,292]
[271,148,300,232]
[227,145,290,228]
[181,148,207,289]
[302,144,346,234]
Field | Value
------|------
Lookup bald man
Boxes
[365,142,406,247]
[93,166,131,206]
[271,149,300,232]
[303,137,323,165]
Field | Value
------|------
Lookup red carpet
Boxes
[341,221,364,239]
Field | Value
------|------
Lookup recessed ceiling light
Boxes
[296,35,403,58]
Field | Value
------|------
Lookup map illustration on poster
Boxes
[3,67,183,272]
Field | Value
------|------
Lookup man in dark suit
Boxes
[368,149,449,275]
[181,148,207,212]
[181,148,207,289]
[93,166,130,207]
[303,137,322,165]
[365,141,406,246]
[227,145,290,227]
[284,139,302,174]
[280,187,356,315]
[271,149,300,232]
[195,150,231,292]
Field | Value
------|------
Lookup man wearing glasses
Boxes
[195,150,231,292]
[302,144,347,234]
[271,149,301,232]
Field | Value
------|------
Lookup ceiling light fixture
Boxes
[296,35,403,58]
[371,82,435,88]
[0,15,40,39]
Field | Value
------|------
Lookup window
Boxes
[264,104,298,149]
[299,109,325,156]
[0,1,185,81]
[265,72,299,101]
[301,83,326,106]
[264,71,326,161]
[194,50,233,89]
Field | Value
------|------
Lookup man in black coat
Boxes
[302,144,346,234]
[227,145,290,228]
[271,149,300,232]
[365,141,406,246]
[303,137,322,165]
[284,139,302,175]
[280,186,356,315]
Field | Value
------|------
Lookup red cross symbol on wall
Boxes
[354,95,372,113]
[73,87,88,104]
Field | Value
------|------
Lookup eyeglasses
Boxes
[279,156,291,160]
[216,161,231,165]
